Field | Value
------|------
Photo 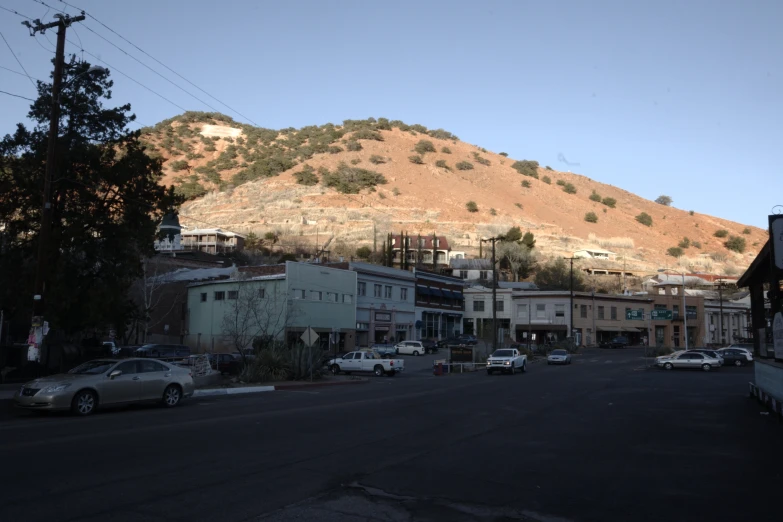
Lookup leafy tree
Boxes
[562,182,577,194]
[497,241,537,281]
[542,175,551,184]
[169,159,190,172]
[503,226,523,242]
[175,175,207,200]
[713,229,728,238]
[321,162,387,194]
[414,140,436,154]
[678,237,690,249]
[244,232,262,252]
[585,212,598,223]
[655,195,673,206]
[441,146,451,154]
[355,246,372,259]
[636,212,653,226]
[408,155,424,164]
[456,161,474,170]
[667,246,684,258]
[0,59,181,339]
[511,160,539,178]
[293,164,319,186]
[602,197,616,208]
[534,258,586,291]
[725,235,746,253]
[522,231,536,249]
[589,190,602,202]
[466,201,479,212]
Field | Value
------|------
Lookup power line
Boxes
[66,38,188,112]
[0,30,37,89]
[0,89,35,101]
[76,23,223,113]
[29,0,83,51]
[0,5,34,20]
[0,64,43,81]
[60,0,261,126]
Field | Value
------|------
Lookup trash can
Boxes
[433,359,446,375]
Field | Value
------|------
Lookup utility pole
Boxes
[481,237,500,351]
[564,257,577,342]
[717,280,725,345]
[24,13,85,363]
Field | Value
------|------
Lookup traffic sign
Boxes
[651,309,673,320]
[300,327,319,347]
[626,309,645,320]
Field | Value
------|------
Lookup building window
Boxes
[710,314,715,325]
[374,284,382,298]
[495,300,504,312]
[200,293,207,302]
[292,289,305,300]
[672,305,680,319]
[385,285,392,299]
[479,270,488,280]
[610,306,617,320]
[326,292,338,302]
[654,304,667,310]
[473,300,485,312]
[227,290,238,300]
[580,304,587,318]
[686,305,697,319]
[555,304,565,317]
[357,322,369,330]
[536,303,546,319]
[343,294,353,304]
[214,291,225,301]
[460,270,468,279]
[311,290,322,301]
[357,282,366,296]
[258,288,265,299]
[517,304,528,318]
[597,306,605,319]
[400,288,408,301]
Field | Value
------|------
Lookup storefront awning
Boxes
[623,327,642,333]
[596,327,622,332]
[430,288,444,298]
[517,324,567,331]
[442,289,456,299]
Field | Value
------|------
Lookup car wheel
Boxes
[510,364,516,375]
[395,348,399,355]
[413,351,420,356]
[71,390,97,416]
[331,364,340,375]
[521,362,526,373]
[163,385,182,407]
[701,364,712,372]
[734,360,743,367]
[664,362,674,370]
[373,365,385,377]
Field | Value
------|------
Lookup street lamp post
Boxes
[659,268,688,351]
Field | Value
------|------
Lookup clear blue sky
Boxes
[2,0,780,227]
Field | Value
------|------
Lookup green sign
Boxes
[625,309,645,320]
[651,309,673,320]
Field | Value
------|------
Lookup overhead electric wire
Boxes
[0,89,35,101]
[0,30,37,89]
[0,64,43,81]
[59,0,261,126]
[66,37,187,112]
[0,5,34,20]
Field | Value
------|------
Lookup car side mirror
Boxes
[109,370,122,379]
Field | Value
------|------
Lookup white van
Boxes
[395,340,425,356]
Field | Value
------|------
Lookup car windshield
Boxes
[551,350,567,355]
[68,360,116,375]
[491,350,513,357]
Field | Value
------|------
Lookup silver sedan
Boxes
[13,358,195,415]
[547,349,572,365]
[656,351,722,372]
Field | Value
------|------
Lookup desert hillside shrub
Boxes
[392,187,400,196]
[691,240,702,249]
[562,182,577,194]
[589,190,602,202]
[466,201,478,212]
[556,179,565,186]
[713,229,728,238]
[321,162,387,194]
[521,180,531,188]
[542,175,551,184]
[427,128,458,140]
[602,197,616,208]
[293,165,319,186]
[667,246,684,258]
[456,161,474,171]
[346,140,362,151]
[369,155,386,164]
[169,159,190,172]
[585,212,598,223]
[742,227,751,234]
[471,152,491,166]
[545,165,553,170]
[328,145,343,154]
[175,175,207,200]
[678,237,690,249]
[355,246,372,259]
[351,128,384,141]
[511,160,539,178]
[408,155,424,164]
[499,152,508,157]
[725,235,746,253]
[689,210,695,216]
[350,159,361,165]
[435,159,450,170]
[441,146,452,154]
[636,212,653,226]
[414,139,436,154]
[490,208,497,216]
[655,195,673,206]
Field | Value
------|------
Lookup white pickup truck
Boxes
[486,348,527,375]
[328,351,404,377]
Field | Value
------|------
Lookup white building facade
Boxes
[462,286,513,340]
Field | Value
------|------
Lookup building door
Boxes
[655,326,666,347]
[673,325,680,348]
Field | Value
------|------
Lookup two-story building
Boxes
[180,228,246,254]
[390,235,459,267]
[572,293,654,346]
[185,262,356,352]
[511,291,572,346]
[701,292,750,346]
[650,283,705,348]
[448,258,493,283]
[349,262,416,347]
[414,269,465,341]
[462,286,513,340]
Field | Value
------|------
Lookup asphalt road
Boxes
[1,349,780,522]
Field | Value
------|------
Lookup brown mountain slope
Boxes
[140,113,764,275]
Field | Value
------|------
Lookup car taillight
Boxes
[390,361,394,366]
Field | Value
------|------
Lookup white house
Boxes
[449,258,493,282]
[462,286,513,340]
[573,248,616,260]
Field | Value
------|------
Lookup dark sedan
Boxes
[716,348,753,366]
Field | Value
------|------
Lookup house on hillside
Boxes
[389,234,459,267]
[179,228,246,254]
[573,248,616,260]
[449,258,493,282]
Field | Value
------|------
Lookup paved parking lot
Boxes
[1,348,780,522]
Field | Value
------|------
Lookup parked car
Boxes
[438,335,478,348]
[135,344,191,359]
[208,353,243,375]
[327,351,404,377]
[721,344,754,358]
[370,344,397,358]
[547,349,572,365]
[656,351,722,371]
[395,340,425,356]
[13,358,195,415]
[716,348,753,366]
[691,349,724,365]
[608,336,629,349]
[420,339,439,354]
[486,348,527,375]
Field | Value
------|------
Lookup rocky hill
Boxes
[139,112,764,276]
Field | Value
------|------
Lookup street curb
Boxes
[194,378,369,397]
[274,379,369,391]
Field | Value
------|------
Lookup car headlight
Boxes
[42,383,72,393]
[504,361,510,365]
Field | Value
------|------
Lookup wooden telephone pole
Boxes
[481,237,501,351]
[23,13,85,362]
